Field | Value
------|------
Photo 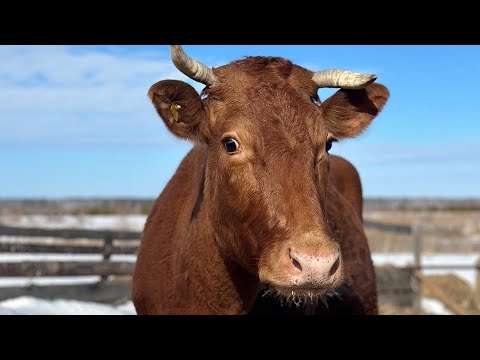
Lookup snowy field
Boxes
[0,295,452,315]
[0,214,475,315]
[0,297,136,315]
[0,214,147,231]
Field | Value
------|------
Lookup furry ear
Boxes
[148,80,209,141]
[320,83,390,139]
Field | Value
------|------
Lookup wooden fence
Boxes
[0,225,140,304]
[0,222,478,312]
[365,221,480,313]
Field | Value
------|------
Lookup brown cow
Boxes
[132,45,389,315]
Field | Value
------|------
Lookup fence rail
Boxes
[0,261,135,277]
[0,243,138,254]
[363,220,412,234]
[1,222,412,239]
[408,264,480,270]
[0,225,141,303]
[0,225,141,240]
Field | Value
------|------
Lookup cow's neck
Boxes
[180,218,257,314]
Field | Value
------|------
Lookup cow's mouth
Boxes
[260,282,343,307]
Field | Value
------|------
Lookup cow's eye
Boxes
[310,96,321,107]
[223,138,239,153]
[326,140,333,152]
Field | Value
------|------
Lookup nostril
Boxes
[291,257,302,272]
[329,257,340,276]
[289,249,303,272]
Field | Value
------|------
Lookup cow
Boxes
[132,45,389,315]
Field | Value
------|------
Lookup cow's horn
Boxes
[312,70,376,90]
[170,45,217,86]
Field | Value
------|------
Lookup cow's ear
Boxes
[148,80,209,141]
[320,83,389,139]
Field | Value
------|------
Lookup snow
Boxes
[0,214,147,231]
[0,276,101,287]
[421,297,453,315]
[0,253,136,263]
[0,307,18,315]
[371,253,415,267]
[0,296,136,315]
[0,295,453,315]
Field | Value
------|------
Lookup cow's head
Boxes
[149,46,389,303]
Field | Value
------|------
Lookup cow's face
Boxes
[149,52,389,302]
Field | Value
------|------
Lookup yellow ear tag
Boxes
[170,103,182,123]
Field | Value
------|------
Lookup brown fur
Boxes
[329,156,364,221]
[133,55,389,315]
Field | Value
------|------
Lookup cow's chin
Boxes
[258,276,344,307]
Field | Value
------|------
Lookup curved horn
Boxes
[170,45,217,86]
[312,70,376,90]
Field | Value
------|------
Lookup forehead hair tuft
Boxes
[204,56,295,100]
[227,56,294,79]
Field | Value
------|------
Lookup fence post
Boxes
[475,258,480,309]
[413,224,422,270]
[412,223,422,310]
[101,233,113,282]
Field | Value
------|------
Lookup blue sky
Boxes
[1,45,479,198]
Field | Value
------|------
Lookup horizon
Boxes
[1,45,479,198]
[2,196,480,201]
